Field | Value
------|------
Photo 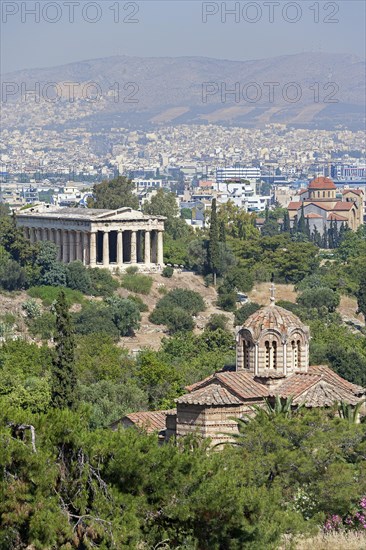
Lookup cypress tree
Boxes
[298,204,306,234]
[283,210,290,232]
[356,278,366,321]
[219,219,226,243]
[51,290,76,409]
[305,217,311,238]
[207,198,220,286]
[291,215,298,235]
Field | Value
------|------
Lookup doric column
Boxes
[117,230,123,267]
[130,231,137,263]
[82,233,89,265]
[55,229,62,261]
[42,228,48,241]
[62,230,69,263]
[144,231,151,264]
[157,231,164,266]
[37,227,42,241]
[103,231,109,266]
[90,232,97,267]
[29,228,35,243]
[69,232,75,262]
[75,231,83,262]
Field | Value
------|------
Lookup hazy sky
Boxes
[1,0,365,73]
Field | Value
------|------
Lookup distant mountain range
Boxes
[1,52,365,130]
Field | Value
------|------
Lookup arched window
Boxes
[292,340,298,369]
[265,341,270,368]
[272,341,277,369]
[243,340,250,370]
[297,340,301,369]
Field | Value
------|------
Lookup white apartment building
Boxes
[216,166,261,183]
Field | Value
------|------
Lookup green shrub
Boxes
[222,266,254,293]
[74,302,120,341]
[206,314,229,332]
[234,302,262,325]
[297,287,340,313]
[127,295,149,312]
[121,273,153,295]
[22,298,42,319]
[27,311,56,340]
[217,292,237,312]
[155,288,205,316]
[66,261,92,294]
[88,268,119,297]
[125,265,139,274]
[162,266,174,278]
[149,306,194,333]
[27,286,84,306]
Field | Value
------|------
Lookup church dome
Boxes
[236,290,310,376]
[308,176,336,190]
[243,304,307,341]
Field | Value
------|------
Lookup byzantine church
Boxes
[287,176,364,234]
[114,287,365,445]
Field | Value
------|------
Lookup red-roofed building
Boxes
[287,177,364,234]
[124,290,365,446]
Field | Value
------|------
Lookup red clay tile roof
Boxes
[274,373,320,399]
[115,410,175,432]
[244,305,308,338]
[308,176,336,190]
[176,383,242,406]
[186,371,270,400]
[332,201,355,211]
[327,213,348,221]
[342,189,364,196]
[306,202,335,210]
[305,213,323,219]
[298,381,361,407]
[308,365,364,395]
[288,201,302,209]
[216,371,270,399]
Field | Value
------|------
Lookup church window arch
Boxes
[292,340,298,369]
[272,341,277,369]
[265,341,270,368]
[243,340,251,370]
[297,340,301,369]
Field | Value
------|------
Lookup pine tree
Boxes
[51,290,77,409]
[207,198,220,286]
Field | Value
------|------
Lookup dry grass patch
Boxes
[284,531,366,549]
[248,283,297,306]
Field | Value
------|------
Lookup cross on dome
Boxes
[270,283,276,305]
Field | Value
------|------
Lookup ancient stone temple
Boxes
[114,286,365,444]
[16,205,165,271]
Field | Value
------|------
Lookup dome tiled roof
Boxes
[243,305,308,340]
[308,176,336,190]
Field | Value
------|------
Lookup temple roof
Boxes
[16,205,166,222]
